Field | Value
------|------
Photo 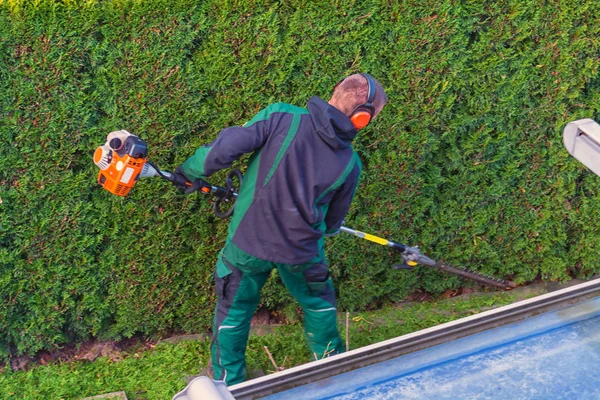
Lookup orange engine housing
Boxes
[93,130,148,196]
[96,153,146,196]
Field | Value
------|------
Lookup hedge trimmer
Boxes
[93,130,516,289]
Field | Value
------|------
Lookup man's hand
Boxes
[171,166,206,195]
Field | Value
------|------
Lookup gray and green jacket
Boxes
[181,96,362,265]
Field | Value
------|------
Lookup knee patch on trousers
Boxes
[214,255,244,327]
[215,256,232,299]
[303,263,335,305]
[215,256,243,298]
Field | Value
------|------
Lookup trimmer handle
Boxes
[212,169,242,219]
[145,162,212,194]
[145,162,242,219]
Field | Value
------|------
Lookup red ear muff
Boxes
[350,73,377,130]
[350,111,372,130]
[335,73,378,130]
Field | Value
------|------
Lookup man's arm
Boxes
[180,105,281,180]
[324,153,362,235]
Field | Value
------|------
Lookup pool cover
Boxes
[264,296,600,400]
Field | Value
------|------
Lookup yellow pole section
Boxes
[359,232,389,246]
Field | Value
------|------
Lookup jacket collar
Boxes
[307,96,357,149]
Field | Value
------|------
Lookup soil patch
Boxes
[7,307,282,372]
[5,281,587,373]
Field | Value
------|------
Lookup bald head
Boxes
[328,73,387,121]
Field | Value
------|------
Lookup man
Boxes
[173,73,387,385]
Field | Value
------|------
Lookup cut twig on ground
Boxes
[263,346,284,372]
[346,312,350,352]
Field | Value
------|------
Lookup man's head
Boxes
[328,73,387,130]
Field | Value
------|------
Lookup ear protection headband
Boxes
[335,73,377,130]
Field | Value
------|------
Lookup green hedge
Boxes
[1,0,599,359]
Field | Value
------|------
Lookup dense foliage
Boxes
[1,0,599,359]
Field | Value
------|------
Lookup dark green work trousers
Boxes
[211,242,343,385]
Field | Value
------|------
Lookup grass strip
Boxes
[0,291,515,399]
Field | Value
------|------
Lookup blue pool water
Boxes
[264,296,600,400]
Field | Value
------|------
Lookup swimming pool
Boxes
[230,279,600,400]
[282,298,600,399]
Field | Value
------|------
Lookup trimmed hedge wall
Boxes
[1,0,599,359]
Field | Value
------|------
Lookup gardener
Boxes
[173,73,387,385]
